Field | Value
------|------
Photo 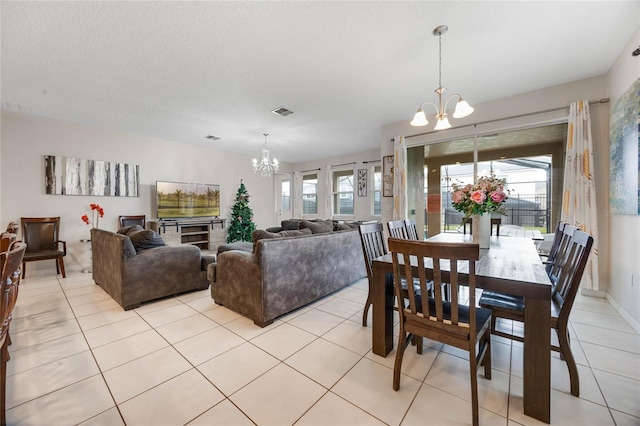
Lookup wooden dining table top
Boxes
[378,233,552,297]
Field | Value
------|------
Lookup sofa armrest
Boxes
[211,250,263,322]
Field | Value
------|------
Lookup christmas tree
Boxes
[227,180,256,243]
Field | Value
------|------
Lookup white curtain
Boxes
[293,171,303,218]
[393,136,408,221]
[324,165,332,218]
[562,101,599,291]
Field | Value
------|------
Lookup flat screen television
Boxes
[156,181,220,219]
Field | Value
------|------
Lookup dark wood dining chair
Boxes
[538,221,565,262]
[118,215,146,229]
[403,218,420,240]
[479,228,593,397]
[358,223,387,326]
[0,241,27,426]
[388,237,491,426]
[387,220,408,239]
[20,217,67,278]
[463,217,501,236]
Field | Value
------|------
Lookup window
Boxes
[333,169,354,215]
[372,165,382,215]
[302,173,318,215]
[281,180,290,211]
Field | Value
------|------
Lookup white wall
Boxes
[0,111,282,274]
[606,27,640,330]
[380,75,611,293]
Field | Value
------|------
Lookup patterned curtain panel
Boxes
[293,171,303,219]
[562,101,600,291]
[393,136,408,221]
[325,165,333,218]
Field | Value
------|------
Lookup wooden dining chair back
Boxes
[403,218,420,240]
[387,220,408,239]
[0,241,27,426]
[388,237,491,426]
[462,217,501,236]
[20,217,67,278]
[547,223,577,287]
[118,215,146,229]
[358,223,387,326]
[0,233,17,273]
[479,228,593,397]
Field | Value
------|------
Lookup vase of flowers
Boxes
[450,175,508,248]
[81,203,104,229]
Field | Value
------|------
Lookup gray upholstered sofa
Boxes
[209,226,367,326]
[91,228,213,310]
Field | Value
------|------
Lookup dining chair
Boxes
[546,223,577,287]
[479,228,593,397]
[358,223,387,326]
[0,241,27,426]
[463,217,501,236]
[20,217,67,278]
[387,220,408,239]
[403,218,420,240]
[388,237,491,426]
[537,221,565,261]
[118,215,146,229]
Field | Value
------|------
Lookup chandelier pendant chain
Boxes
[409,24,474,129]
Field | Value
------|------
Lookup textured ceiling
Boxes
[1,1,638,163]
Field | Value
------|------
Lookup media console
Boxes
[148,218,226,252]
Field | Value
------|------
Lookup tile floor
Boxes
[6,272,640,425]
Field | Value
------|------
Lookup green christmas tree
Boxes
[227,180,256,243]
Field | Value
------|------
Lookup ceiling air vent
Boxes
[205,135,221,141]
[272,107,294,117]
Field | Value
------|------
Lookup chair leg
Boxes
[557,325,580,397]
[469,349,480,426]
[21,262,26,279]
[393,329,411,391]
[57,256,66,278]
[362,299,371,327]
[1,340,8,426]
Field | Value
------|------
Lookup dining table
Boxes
[371,233,552,424]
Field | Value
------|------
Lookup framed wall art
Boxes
[383,155,394,197]
[357,168,367,197]
[44,155,140,197]
[609,77,640,215]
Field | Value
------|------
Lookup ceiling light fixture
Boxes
[410,25,474,130]
[252,133,279,177]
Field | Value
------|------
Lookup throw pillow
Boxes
[281,219,302,231]
[128,229,166,252]
[300,219,333,234]
[334,223,352,231]
[117,225,143,235]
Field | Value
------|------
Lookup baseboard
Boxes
[580,288,606,298]
[606,293,640,334]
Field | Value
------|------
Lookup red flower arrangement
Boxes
[81,203,104,228]
[451,175,509,217]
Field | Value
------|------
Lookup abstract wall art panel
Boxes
[609,78,640,215]
[44,155,140,197]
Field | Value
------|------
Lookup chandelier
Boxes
[410,25,474,130]
[252,133,279,177]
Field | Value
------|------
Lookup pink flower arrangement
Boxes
[81,203,104,228]
[451,175,509,217]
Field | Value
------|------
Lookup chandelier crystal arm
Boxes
[252,133,279,177]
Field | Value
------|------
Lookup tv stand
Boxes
[149,218,226,251]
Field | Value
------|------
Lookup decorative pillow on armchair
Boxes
[117,225,144,236]
[128,229,166,252]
